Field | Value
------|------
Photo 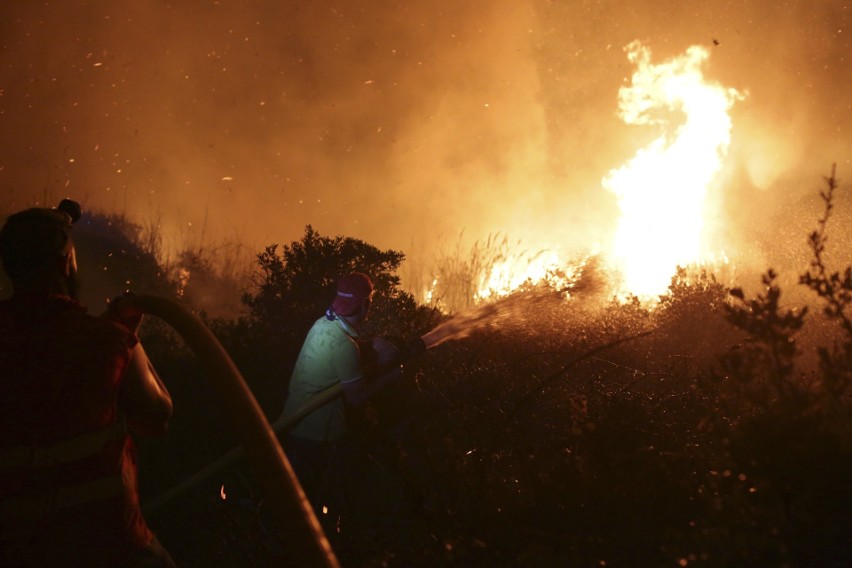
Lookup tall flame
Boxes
[421,41,745,310]
[603,41,744,298]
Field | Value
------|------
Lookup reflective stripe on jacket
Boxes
[0,420,128,520]
[0,420,127,470]
[0,295,153,563]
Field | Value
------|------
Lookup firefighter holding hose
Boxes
[279,272,414,529]
[0,201,176,567]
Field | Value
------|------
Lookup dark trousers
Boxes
[283,436,360,531]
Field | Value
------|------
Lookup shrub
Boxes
[242,225,436,344]
[701,167,852,566]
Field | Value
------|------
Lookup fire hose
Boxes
[140,332,428,517]
[111,294,338,568]
[141,383,343,517]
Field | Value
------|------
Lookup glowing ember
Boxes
[220,484,227,500]
[602,41,744,298]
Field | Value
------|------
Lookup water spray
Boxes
[140,296,558,517]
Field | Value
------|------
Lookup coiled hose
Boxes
[112,294,338,568]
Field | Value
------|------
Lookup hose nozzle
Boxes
[399,336,427,361]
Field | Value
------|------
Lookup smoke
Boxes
[1,1,849,301]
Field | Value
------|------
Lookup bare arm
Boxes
[105,295,173,436]
[118,342,173,437]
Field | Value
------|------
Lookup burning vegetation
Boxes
[25,167,841,566]
[1,3,850,564]
[417,41,747,311]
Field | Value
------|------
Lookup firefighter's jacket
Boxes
[0,294,158,567]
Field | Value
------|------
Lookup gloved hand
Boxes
[105,292,144,334]
[400,337,427,359]
[371,336,402,368]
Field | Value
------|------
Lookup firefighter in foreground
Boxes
[0,201,176,567]
[279,272,406,528]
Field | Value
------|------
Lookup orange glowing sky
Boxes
[1,1,849,293]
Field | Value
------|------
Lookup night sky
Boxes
[1,1,849,293]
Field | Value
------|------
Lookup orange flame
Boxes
[423,41,744,308]
[476,251,573,301]
[603,41,745,298]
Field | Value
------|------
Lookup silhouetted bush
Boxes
[239,225,438,377]
[41,172,849,566]
[699,167,852,566]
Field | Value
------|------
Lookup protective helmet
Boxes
[0,199,81,278]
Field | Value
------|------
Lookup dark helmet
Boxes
[0,199,82,279]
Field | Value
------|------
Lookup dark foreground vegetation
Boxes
[12,173,850,567]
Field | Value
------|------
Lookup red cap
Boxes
[332,272,373,316]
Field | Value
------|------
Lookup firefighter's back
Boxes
[0,295,151,568]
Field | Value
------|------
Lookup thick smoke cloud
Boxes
[1,1,849,296]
